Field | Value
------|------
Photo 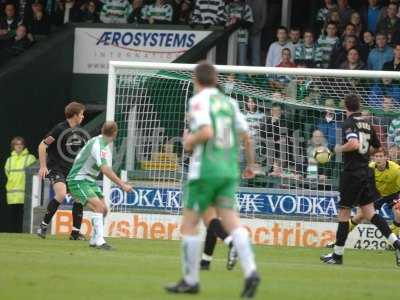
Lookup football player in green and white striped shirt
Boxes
[100,0,131,24]
[165,62,260,297]
[142,0,173,24]
[67,122,132,250]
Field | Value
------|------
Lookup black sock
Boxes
[72,201,83,233]
[393,220,400,227]
[370,214,392,238]
[203,227,217,257]
[209,218,228,241]
[350,218,358,226]
[335,221,349,247]
[43,199,60,225]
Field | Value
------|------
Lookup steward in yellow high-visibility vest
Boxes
[4,137,36,205]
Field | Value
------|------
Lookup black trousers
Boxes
[8,204,24,233]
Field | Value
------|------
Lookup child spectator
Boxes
[307,129,328,180]
[341,22,356,39]
[142,0,173,24]
[265,26,295,67]
[295,29,322,68]
[276,47,296,68]
[100,0,131,24]
[368,32,393,70]
[318,21,339,68]
[322,9,341,34]
[225,0,253,66]
[317,105,337,150]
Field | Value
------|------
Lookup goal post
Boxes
[105,61,400,225]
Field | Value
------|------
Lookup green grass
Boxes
[0,234,398,300]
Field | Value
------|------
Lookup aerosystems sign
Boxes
[73,28,211,74]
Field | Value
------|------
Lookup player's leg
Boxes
[218,207,260,298]
[216,178,260,298]
[165,209,201,294]
[326,208,362,248]
[200,207,234,270]
[37,178,66,239]
[70,200,85,240]
[165,180,204,294]
[392,207,400,236]
[86,198,110,250]
[360,202,400,265]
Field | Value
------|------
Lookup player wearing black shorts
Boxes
[37,102,88,240]
[321,94,400,266]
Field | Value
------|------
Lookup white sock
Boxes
[202,253,212,261]
[91,213,106,246]
[181,235,201,285]
[388,233,398,245]
[224,235,233,246]
[334,245,344,256]
[232,227,256,278]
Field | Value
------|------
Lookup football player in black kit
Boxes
[321,94,400,266]
[37,102,88,240]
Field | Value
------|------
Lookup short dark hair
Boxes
[65,101,85,119]
[344,94,361,112]
[345,22,355,29]
[376,32,387,39]
[272,102,282,109]
[303,29,314,37]
[194,61,218,87]
[289,26,301,32]
[101,121,118,137]
[277,26,288,33]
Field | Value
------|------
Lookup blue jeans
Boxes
[250,33,261,66]
[238,43,248,66]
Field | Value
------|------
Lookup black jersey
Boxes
[43,121,88,171]
[342,112,380,171]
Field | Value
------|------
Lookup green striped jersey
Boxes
[67,135,111,182]
[389,118,400,147]
[142,4,173,22]
[225,3,254,44]
[295,43,322,65]
[100,0,131,24]
[188,88,248,181]
[317,35,339,68]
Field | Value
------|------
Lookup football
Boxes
[313,146,331,164]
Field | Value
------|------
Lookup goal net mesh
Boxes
[107,64,400,223]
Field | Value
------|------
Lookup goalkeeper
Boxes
[327,147,400,247]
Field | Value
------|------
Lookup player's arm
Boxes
[183,125,213,152]
[335,123,359,153]
[183,97,213,152]
[100,165,132,192]
[38,127,60,179]
[94,144,132,192]
[368,127,381,154]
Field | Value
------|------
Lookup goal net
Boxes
[105,62,400,224]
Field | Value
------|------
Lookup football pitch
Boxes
[0,234,398,300]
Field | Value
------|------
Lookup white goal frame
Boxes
[104,60,400,206]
